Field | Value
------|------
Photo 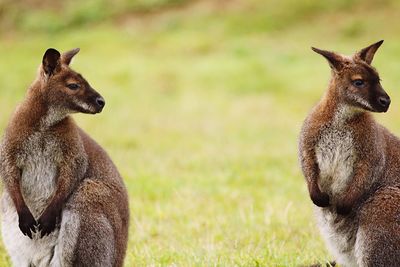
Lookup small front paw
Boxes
[336,203,352,215]
[311,192,330,207]
[37,211,58,238]
[18,208,37,239]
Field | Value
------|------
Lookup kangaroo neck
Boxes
[20,92,67,131]
[319,88,368,126]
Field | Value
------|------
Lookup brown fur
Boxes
[0,48,129,266]
[299,41,400,266]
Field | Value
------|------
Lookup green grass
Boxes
[0,0,190,32]
[1,0,400,266]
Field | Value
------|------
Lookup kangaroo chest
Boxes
[17,132,62,218]
[315,125,356,196]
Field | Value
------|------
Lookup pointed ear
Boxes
[61,48,80,65]
[311,47,344,71]
[355,40,384,65]
[42,48,61,76]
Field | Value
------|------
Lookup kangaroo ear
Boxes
[61,48,80,65]
[311,47,344,71]
[42,48,61,76]
[355,40,384,65]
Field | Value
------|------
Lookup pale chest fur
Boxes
[16,132,63,218]
[315,124,356,197]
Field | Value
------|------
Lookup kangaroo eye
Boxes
[66,83,80,90]
[352,79,364,87]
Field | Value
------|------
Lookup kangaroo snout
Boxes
[378,95,390,112]
[87,88,105,114]
[95,96,105,111]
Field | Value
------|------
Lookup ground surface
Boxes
[1,0,400,266]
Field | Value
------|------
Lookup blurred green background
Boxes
[1,0,400,266]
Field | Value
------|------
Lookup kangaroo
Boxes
[0,48,129,266]
[299,40,400,266]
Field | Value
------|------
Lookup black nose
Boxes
[96,97,105,108]
[378,96,391,108]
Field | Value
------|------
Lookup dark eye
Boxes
[67,83,79,90]
[352,79,364,87]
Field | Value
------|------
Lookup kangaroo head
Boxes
[38,48,105,115]
[312,40,390,113]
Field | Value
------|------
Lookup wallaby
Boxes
[299,40,400,266]
[0,48,129,266]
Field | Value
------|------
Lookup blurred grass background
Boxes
[1,0,400,266]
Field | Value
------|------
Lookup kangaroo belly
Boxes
[1,191,59,267]
[315,127,356,196]
[315,208,358,266]
[21,157,57,219]
[18,132,60,218]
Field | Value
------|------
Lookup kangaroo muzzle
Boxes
[377,95,390,112]
[86,88,105,114]
[95,96,105,112]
